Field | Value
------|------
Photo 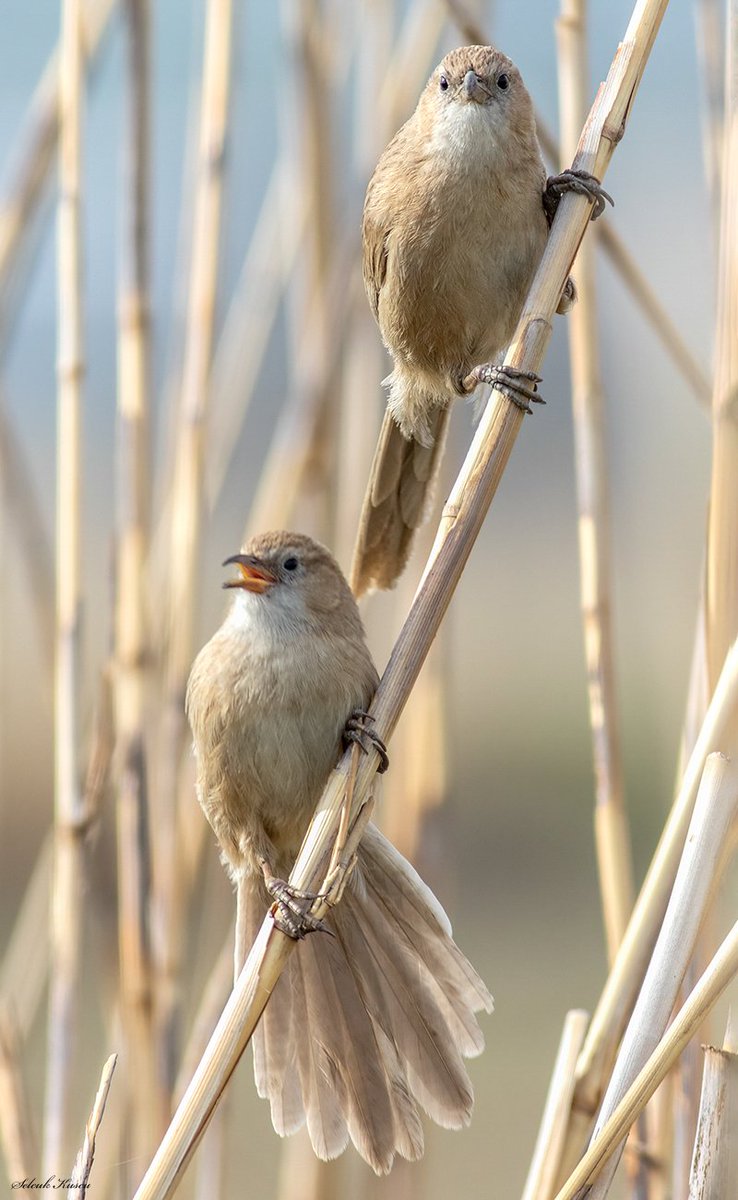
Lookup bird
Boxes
[186,530,493,1173]
[350,44,610,596]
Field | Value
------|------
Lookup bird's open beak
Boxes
[463,70,491,103]
[222,554,277,593]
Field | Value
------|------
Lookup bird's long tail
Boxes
[350,405,451,597]
[242,823,492,1174]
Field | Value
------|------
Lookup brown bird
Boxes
[186,531,493,1173]
[351,44,610,596]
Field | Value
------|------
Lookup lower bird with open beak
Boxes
[186,530,492,1173]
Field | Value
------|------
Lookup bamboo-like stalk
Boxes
[0,400,54,674]
[558,639,738,1172]
[443,0,711,409]
[130,6,672,1194]
[553,917,738,1200]
[44,0,87,1174]
[0,1009,38,1183]
[687,1034,738,1196]
[521,1010,590,1200]
[583,752,738,1198]
[0,0,117,351]
[115,0,159,1176]
[154,0,234,1099]
[0,835,52,1040]
[556,0,633,967]
[694,0,725,247]
[706,0,738,706]
[69,1054,118,1195]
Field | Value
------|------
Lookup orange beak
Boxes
[222,554,278,594]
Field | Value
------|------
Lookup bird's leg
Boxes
[257,856,332,940]
[461,364,544,415]
[543,169,614,225]
[343,710,389,773]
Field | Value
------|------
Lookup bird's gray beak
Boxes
[222,554,277,593]
[463,70,490,103]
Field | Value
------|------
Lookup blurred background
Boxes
[0,0,728,1196]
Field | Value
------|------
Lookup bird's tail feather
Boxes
[350,406,451,596]
[246,824,492,1174]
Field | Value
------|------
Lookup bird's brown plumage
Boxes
[186,531,492,1173]
[352,44,569,596]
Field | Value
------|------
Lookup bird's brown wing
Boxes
[362,184,390,320]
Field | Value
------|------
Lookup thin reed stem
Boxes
[115,0,159,1176]
[556,0,633,967]
[44,0,87,1173]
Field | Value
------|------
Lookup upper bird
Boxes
[351,44,609,595]
[186,531,492,1174]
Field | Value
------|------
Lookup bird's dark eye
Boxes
[439,74,449,91]
[497,73,509,91]
[283,556,299,572]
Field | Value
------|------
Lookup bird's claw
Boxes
[463,363,544,415]
[343,710,389,774]
[544,169,614,223]
[258,860,331,940]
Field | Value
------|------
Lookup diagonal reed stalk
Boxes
[115,0,160,1177]
[130,4,673,1194]
[521,1010,590,1200]
[44,0,87,1174]
[154,0,234,1100]
[553,912,738,1200]
[69,1054,118,1195]
[582,751,738,1198]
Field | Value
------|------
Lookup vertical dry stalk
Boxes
[0,1009,38,1183]
[584,752,738,1198]
[44,0,87,1174]
[694,0,725,245]
[560,639,738,1172]
[553,917,738,1200]
[706,0,738,702]
[69,1054,118,1195]
[521,1010,589,1200]
[0,0,117,348]
[687,1035,738,1196]
[130,10,673,1194]
[115,0,159,1173]
[155,0,234,1095]
[556,0,634,966]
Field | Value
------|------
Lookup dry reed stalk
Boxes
[130,8,672,1195]
[44,0,87,1174]
[0,0,116,349]
[0,401,54,673]
[687,1030,738,1196]
[581,752,738,1198]
[115,0,159,1174]
[0,835,52,1039]
[443,0,711,409]
[521,1010,590,1200]
[695,0,725,246]
[0,1009,38,1183]
[556,0,633,967]
[557,639,738,1176]
[706,0,738,699]
[69,1054,118,1195]
[553,917,738,1200]
[155,0,234,1096]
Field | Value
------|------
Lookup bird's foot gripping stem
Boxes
[343,710,389,773]
[544,169,614,224]
[258,858,331,940]
[462,363,544,415]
